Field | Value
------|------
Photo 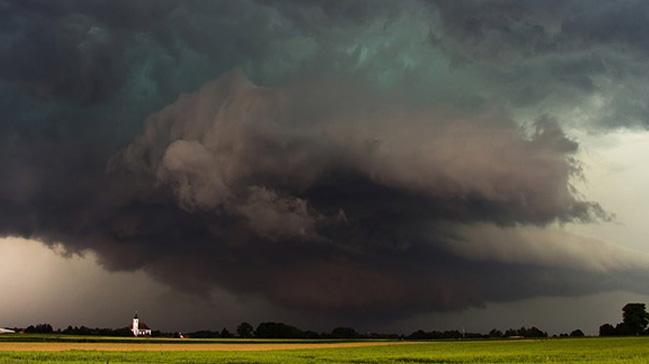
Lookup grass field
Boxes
[1,335,649,363]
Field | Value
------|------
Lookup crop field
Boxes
[1,335,649,363]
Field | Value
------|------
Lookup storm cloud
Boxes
[2,0,649,322]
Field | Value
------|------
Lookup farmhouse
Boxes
[131,313,152,337]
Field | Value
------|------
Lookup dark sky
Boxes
[2,0,649,333]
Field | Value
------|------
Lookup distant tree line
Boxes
[183,323,550,340]
[61,326,139,337]
[1,322,567,339]
[16,324,170,337]
[24,324,54,334]
[3,322,571,339]
[408,326,549,340]
[12,303,649,339]
[599,303,649,336]
[183,322,361,339]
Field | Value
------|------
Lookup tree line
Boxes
[7,322,552,339]
[10,303,648,339]
[599,303,649,336]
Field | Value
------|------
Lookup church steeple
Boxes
[130,311,151,337]
[132,312,139,336]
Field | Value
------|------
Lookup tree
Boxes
[504,329,518,337]
[488,329,503,338]
[569,329,585,337]
[25,323,53,334]
[408,330,428,340]
[622,303,649,335]
[255,322,304,338]
[599,323,616,336]
[220,328,233,338]
[520,326,547,338]
[616,322,634,336]
[237,322,254,338]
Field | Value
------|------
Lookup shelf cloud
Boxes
[2,0,649,322]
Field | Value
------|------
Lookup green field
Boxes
[0,334,358,344]
[1,336,649,363]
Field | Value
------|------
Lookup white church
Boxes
[131,313,152,337]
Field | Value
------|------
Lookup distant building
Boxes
[0,328,15,334]
[131,313,152,337]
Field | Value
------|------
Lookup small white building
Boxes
[131,313,152,337]
[0,328,15,334]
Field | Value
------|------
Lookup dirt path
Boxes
[0,341,415,352]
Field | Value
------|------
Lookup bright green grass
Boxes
[2,337,649,363]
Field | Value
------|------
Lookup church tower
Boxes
[130,311,151,336]
[132,312,139,336]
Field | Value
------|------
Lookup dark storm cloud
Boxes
[429,0,649,128]
[2,0,649,321]
[431,0,649,60]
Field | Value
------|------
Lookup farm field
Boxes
[1,336,649,363]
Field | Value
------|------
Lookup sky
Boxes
[2,0,649,335]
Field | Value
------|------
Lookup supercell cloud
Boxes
[2,0,649,322]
